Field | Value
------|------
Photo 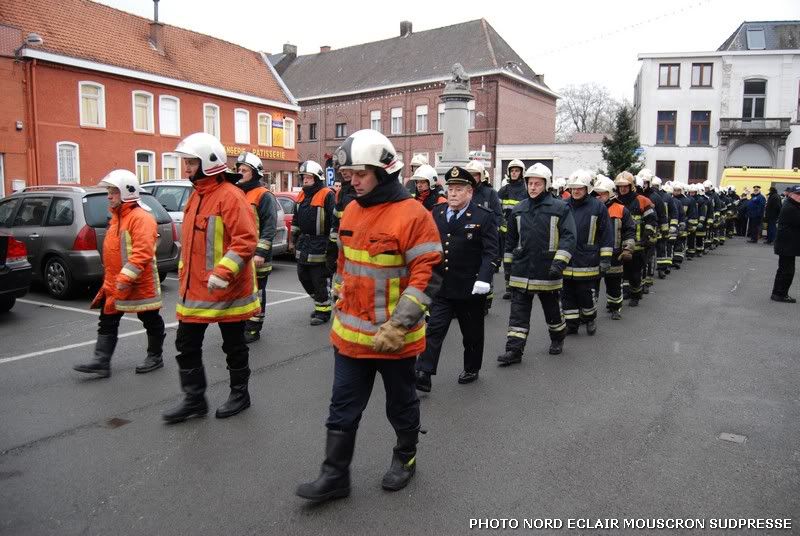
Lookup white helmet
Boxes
[412,164,438,187]
[524,163,552,189]
[651,176,662,187]
[507,159,525,176]
[637,168,654,182]
[174,132,229,177]
[672,182,685,193]
[635,175,645,189]
[410,153,429,168]
[727,185,736,193]
[593,177,616,194]
[236,151,264,179]
[552,177,567,190]
[662,181,674,194]
[614,171,635,188]
[688,184,699,193]
[98,169,152,211]
[703,179,714,190]
[566,169,594,193]
[465,160,485,176]
[298,160,325,182]
[333,129,403,175]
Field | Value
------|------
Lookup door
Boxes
[10,196,52,269]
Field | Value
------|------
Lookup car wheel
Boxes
[159,271,168,283]
[0,296,15,313]
[44,256,74,299]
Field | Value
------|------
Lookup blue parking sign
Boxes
[326,167,335,186]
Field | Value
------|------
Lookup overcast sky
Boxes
[97,0,797,99]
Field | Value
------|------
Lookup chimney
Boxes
[149,0,164,54]
[274,44,298,75]
[400,21,412,37]
[320,45,331,53]
[283,43,297,58]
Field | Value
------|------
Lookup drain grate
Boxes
[718,432,747,444]
[104,417,131,429]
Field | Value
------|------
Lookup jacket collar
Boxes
[192,176,223,195]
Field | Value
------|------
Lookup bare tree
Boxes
[556,83,621,142]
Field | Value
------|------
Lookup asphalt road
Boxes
[0,239,797,535]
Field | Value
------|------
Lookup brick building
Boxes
[0,0,299,197]
[271,19,558,188]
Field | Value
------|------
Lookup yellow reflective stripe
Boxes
[343,245,404,267]
[121,266,139,279]
[219,256,239,274]
[548,216,558,251]
[500,225,508,232]
[587,215,597,246]
[332,316,425,347]
[388,278,401,315]
[508,331,527,339]
[176,300,261,319]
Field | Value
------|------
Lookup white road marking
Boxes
[16,299,140,322]
[0,295,309,365]
[730,279,740,293]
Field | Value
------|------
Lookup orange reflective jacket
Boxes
[330,198,443,359]
[91,202,161,314]
[176,177,260,323]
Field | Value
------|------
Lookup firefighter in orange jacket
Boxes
[73,170,165,377]
[296,129,443,503]
[163,133,260,424]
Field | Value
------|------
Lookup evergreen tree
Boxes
[601,106,643,178]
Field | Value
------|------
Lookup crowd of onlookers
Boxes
[736,184,785,244]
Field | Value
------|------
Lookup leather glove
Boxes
[115,280,131,293]
[599,260,611,275]
[619,248,633,262]
[372,321,408,353]
[207,274,229,291]
[548,261,565,280]
[471,281,491,295]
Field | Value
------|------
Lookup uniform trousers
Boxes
[175,321,248,370]
[656,238,671,270]
[623,252,645,299]
[505,289,565,355]
[561,278,597,326]
[597,271,623,311]
[772,255,796,297]
[687,231,697,256]
[297,262,331,317]
[98,305,164,338]
[246,273,270,331]
[644,245,656,285]
[416,295,485,375]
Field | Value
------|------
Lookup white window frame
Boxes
[258,113,273,146]
[234,108,250,144]
[131,91,154,133]
[370,110,381,132]
[134,150,156,183]
[56,142,80,184]
[78,81,105,128]
[438,103,445,132]
[203,103,221,139]
[158,95,181,136]
[391,107,403,135]
[283,118,296,149]
[415,105,428,133]
[161,152,180,180]
[468,100,476,130]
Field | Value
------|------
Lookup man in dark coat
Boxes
[747,185,766,242]
[765,186,782,245]
[770,185,800,303]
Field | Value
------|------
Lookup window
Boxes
[688,161,709,182]
[132,91,154,132]
[46,198,74,226]
[0,199,20,227]
[468,100,476,129]
[690,111,711,145]
[159,96,180,136]
[415,105,428,133]
[162,153,180,180]
[435,152,443,167]
[277,196,294,215]
[655,160,675,180]
[746,28,765,50]
[335,123,347,139]
[135,151,155,182]
[56,142,80,184]
[691,63,713,87]
[204,104,220,138]
[258,113,272,146]
[309,122,317,141]
[153,185,189,212]
[658,64,680,88]
[391,107,403,135]
[283,118,295,149]
[656,111,677,145]
[234,109,250,144]
[13,197,51,226]
[79,82,105,127]
[438,103,445,132]
[370,110,381,132]
[742,79,766,119]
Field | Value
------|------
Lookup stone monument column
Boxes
[436,63,474,176]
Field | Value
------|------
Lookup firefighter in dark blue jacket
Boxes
[562,170,613,335]
[498,163,576,361]
[415,166,499,393]
[498,159,528,300]
[693,184,709,255]
[661,181,683,269]
[683,184,700,258]
[614,172,657,307]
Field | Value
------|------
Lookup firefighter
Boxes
[415,166,499,392]
[661,181,683,270]
[73,170,165,377]
[405,153,429,195]
[235,152,278,344]
[636,170,662,288]
[593,176,635,320]
[498,159,528,300]
[412,164,446,210]
[614,171,656,307]
[163,132,260,423]
[465,160,502,314]
[497,163,575,362]
[649,176,672,278]
[296,129,442,502]
[562,170,613,335]
[694,183,709,255]
[293,160,336,325]
[327,167,358,276]
[683,184,700,259]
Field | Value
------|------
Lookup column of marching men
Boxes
[70,128,743,504]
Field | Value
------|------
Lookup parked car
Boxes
[0,231,32,312]
[140,179,288,256]
[0,185,180,299]
[274,191,298,255]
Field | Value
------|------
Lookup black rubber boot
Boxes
[497,351,522,367]
[415,370,432,392]
[657,269,666,279]
[381,429,418,491]
[296,429,355,503]
[310,313,330,326]
[162,368,208,423]
[215,366,251,418]
[243,320,262,344]
[585,319,597,336]
[73,334,117,378]
[549,339,563,355]
[136,332,165,373]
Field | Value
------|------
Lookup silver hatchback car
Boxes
[0,186,181,299]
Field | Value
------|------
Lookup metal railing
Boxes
[719,117,791,131]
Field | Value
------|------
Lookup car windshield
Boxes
[83,193,173,227]
[154,186,190,212]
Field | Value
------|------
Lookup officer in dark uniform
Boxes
[415,166,499,392]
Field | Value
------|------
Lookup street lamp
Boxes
[14,33,44,58]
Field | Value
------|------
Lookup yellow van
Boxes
[720,167,800,194]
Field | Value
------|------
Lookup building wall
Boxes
[496,79,556,145]
[0,57,31,196]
